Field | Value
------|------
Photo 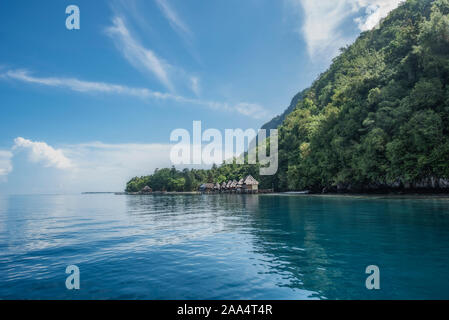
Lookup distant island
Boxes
[127,0,449,195]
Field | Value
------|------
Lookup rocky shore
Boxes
[319,178,449,194]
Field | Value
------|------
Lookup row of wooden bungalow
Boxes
[199,175,259,194]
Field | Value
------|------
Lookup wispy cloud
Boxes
[111,0,154,35]
[110,0,202,68]
[296,0,351,58]
[3,69,154,98]
[13,137,72,170]
[287,0,403,59]
[155,0,193,41]
[186,99,269,120]
[190,76,200,96]
[1,69,268,119]
[106,16,174,91]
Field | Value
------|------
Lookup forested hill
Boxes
[273,0,449,192]
[261,90,306,133]
[126,0,449,193]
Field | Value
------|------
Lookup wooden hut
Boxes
[141,186,152,194]
[243,175,259,193]
[230,180,238,192]
[237,179,244,192]
[199,183,215,192]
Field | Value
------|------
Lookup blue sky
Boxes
[0,0,402,194]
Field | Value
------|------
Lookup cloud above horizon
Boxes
[0,150,13,181]
[13,137,72,170]
[1,134,260,193]
[60,141,173,193]
[288,0,403,59]
[0,139,175,193]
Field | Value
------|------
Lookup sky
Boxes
[0,0,403,194]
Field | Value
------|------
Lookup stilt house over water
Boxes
[199,175,259,194]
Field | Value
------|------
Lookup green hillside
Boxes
[274,0,449,192]
[126,0,449,193]
[261,90,306,134]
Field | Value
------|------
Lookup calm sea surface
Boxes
[0,194,448,299]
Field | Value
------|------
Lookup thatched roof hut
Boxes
[243,175,259,192]
[244,175,259,185]
[141,185,152,193]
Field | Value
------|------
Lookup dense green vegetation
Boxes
[125,163,271,192]
[274,0,449,192]
[261,90,307,135]
[127,0,449,193]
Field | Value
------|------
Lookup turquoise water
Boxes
[0,194,448,300]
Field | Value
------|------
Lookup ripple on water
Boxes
[0,194,448,299]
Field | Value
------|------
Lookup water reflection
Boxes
[123,195,324,299]
[247,195,449,299]
[0,194,448,299]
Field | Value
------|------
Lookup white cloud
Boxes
[0,150,13,180]
[185,99,269,120]
[106,16,174,91]
[3,69,153,98]
[13,137,72,169]
[2,69,268,119]
[354,0,404,31]
[1,136,267,193]
[287,0,403,59]
[155,0,192,40]
[111,0,153,35]
[233,103,268,119]
[0,140,174,193]
[59,142,173,192]
[105,15,201,95]
[297,0,352,58]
